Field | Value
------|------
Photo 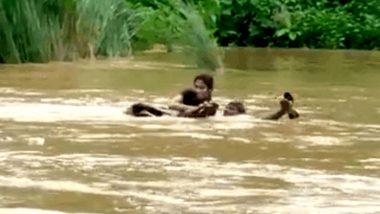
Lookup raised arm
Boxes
[263,99,294,120]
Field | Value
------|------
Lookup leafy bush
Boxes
[211,0,380,49]
[1,0,379,64]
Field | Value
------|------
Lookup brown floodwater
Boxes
[0,48,379,214]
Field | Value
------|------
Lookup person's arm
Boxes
[178,102,219,118]
[263,99,289,120]
[168,95,199,112]
[288,108,300,119]
[263,109,287,120]
[124,103,173,117]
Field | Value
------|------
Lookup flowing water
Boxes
[0,48,379,214]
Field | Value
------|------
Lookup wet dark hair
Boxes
[227,101,246,114]
[131,104,144,113]
[181,88,202,106]
[193,74,214,90]
[284,92,294,102]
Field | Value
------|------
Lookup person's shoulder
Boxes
[170,94,183,103]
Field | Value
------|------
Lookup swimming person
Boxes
[223,92,300,120]
[223,101,246,116]
[125,88,218,118]
[169,73,215,114]
[283,92,299,119]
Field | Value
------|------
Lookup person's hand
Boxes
[199,102,207,106]
[288,108,300,119]
[183,106,198,114]
[200,101,213,108]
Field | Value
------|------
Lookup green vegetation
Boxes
[1,0,379,66]
[212,0,380,49]
[0,0,147,63]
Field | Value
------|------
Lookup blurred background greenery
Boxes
[1,0,379,70]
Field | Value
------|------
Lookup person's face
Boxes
[223,104,240,116]
[194,79,210,100]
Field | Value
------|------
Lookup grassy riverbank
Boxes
[1,0,379,69]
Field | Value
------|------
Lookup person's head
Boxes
[277,92,294,110]
[193,74,214,101]
[223,101,246,116]
[131,103,144,114]
[181,88,203,106]
[283,92,294,102]
[124,103,148,116]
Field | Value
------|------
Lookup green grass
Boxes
[0,0,145,63]
[0,0,224,73]
[176,1,224,72]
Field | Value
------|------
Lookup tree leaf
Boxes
[275,28,288,37]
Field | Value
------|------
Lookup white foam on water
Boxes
[359,158,380,170]
[147,132,224,140]
[0,102,126,123]
[62,89,113,94]
[359,158,380,163]
[151,97,169,103]
[27,137,45,146]
[0,208,96,214]
[299,135,343,146]
[228,137,251,144]
[0,176,190,208]
[40,98,65,102]
[247,94,271,99]
[130,89,145,94]
[0,97,26,102]
[0,136,13,142]
[261,132,292,143]
[212,122,255,130]
[2,152,380,213]
[357,137,380,142]
[351,95,369,101]
[0,176,120,196]
[0,87,44,96]
[68,133,139,143]
[197,188,287,198]
[76,133,139,140]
